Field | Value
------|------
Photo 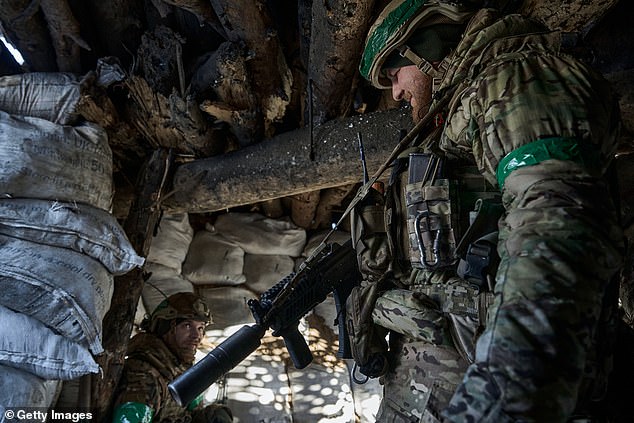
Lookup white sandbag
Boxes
[243,253,295,294]
[142,262,194,315]
[0,305,99,380]
[0,111,113,210]
[0,73,83,125]
[146,214,193,273]
[0,198,144,275]
[182,225,245,286]
[197,286,255,329]
[0,234,114,354]
[0,365,61,409]
[212,213,306,257]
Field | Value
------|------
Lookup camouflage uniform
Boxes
[113,332,193,422]
[433,9,625,422]
[355,3,625,422]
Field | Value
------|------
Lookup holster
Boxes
[346,280,389,378]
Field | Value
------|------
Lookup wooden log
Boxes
[124,75,228,156]
[210,0,292,138]
[162,108,412,214]
[162,0,227,40]
[40,0,89,73]
[308,0,377,123]
[91,149,172,422]
[194,41,260,146]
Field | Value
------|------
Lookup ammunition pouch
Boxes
[405,153,457,270]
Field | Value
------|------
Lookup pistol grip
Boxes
[279,324,313,369]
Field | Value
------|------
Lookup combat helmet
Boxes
[360,0,479,90]
[142,292,212,334]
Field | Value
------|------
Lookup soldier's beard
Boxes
[409,74,433,124]
[411,90,432,124]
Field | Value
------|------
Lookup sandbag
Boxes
[0,73,83,125]
[212,213,306,256]
[0,234,113,354]
[0,111,113,210]
[182,225,246,286]
[142,262,195,315]
[0,365,61,409]
[243,253,294,294]
[0,305,99,380]
[0,198,144,275]
[146,214,193,273]
[197,286,255,329]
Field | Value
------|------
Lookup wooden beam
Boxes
[162,108,412,214]
[91,149,172,422]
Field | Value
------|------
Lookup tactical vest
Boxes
[349,146,501,422]
[384,145,502,288]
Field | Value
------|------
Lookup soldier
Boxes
[112,292,233,423]
[348,0,625,421]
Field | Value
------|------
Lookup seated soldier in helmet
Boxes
[112,292,233,423]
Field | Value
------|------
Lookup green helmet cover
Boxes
[360,0,476,89]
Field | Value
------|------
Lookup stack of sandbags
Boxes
[183,212,306,293]
[181,222,246,287]
[141,213,196,316]
[182,212,306,329]
[0,72,143,409]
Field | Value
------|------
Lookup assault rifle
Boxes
[168,239,361,407]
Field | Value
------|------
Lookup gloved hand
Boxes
[192,404,233,423]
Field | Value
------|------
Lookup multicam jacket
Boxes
[434,8,624,422]
[113,332,195,423]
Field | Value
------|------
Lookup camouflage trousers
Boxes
[443,162,625,422]
[372,272,490,422]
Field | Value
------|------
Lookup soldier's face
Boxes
[164,319,206,363]
[386,65,433,123]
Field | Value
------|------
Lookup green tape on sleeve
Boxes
[112,402,154,423]
[187,394,204,411]
[496,137,597,189]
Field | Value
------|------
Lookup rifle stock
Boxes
[168,239,360,406]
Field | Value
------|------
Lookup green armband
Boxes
[186,393,204,411]
[112,402,154,423]
[496,137,598,189]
